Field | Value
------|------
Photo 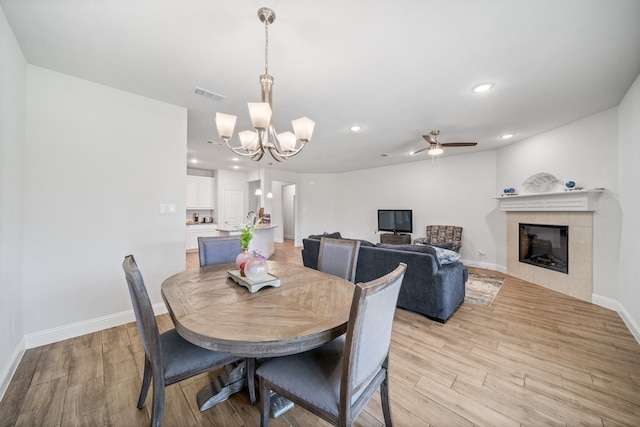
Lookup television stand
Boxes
[380,233,411,245]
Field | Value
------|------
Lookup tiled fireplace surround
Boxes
[501,190,602,302]
[507,211,593,301]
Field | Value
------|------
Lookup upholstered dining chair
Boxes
[256,262,407,427]
[198,235,242,267]
[317,237,361,282]
[196,236,259,404]
[122,255,240,427]
[414,225,463,252]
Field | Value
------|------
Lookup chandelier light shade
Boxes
[215,7,315,162]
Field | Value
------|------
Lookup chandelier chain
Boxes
[264,18,269,75]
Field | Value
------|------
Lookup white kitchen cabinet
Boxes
[186,224,219,251]
[186,176,214,209]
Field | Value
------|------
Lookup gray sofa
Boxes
[302,236,468,322]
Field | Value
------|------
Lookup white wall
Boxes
[0,6,27,398]
[299,173,343,244]
[617,73,640,341]
[22,66,187,344]
[297,151,499,269]
[496,109,620,300]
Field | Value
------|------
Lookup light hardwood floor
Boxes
[2,240,639,426]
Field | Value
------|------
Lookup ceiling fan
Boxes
[413,130,478,156]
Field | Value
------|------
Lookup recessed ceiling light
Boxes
[350,126,361,132]
[190,158,198,164]
[232,157,239,161]
[501,133,514,139]
[233,165,239,169]
[472,82,494,93]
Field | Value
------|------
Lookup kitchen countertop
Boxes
[216,224,278,232]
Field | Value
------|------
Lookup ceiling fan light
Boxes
[248,102,272,130]
[215,113,237,139]
[428,146,443,156]
[292,117,315,142]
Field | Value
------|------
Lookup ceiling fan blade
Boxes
[422,135,437,144]
[441,142,478,147]
[412,147,429,155]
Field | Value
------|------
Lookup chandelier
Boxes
[215,7,315,162]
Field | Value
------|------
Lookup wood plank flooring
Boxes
[2,240,639,426]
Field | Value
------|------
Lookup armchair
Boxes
[414,225,463,252]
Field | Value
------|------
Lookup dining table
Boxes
[161,260,355,412]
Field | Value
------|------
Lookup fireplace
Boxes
[499,191,600,302]
[519,223,568,274]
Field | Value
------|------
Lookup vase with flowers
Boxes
[244,251,269,282]
[236,211,259,272]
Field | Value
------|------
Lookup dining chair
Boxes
[317,237,361,282]
[122,255,240,427]
[256,262,407,427]
[196,235,259,405]
[198,235,242,267]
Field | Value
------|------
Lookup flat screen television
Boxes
[378,209,413,234]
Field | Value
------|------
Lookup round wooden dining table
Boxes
[161,261,355,358]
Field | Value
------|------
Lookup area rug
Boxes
[464,272,505,307]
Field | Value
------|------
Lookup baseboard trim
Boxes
[461,260,505,273]
[592,294,640,344]
[0,338,25,402]
[591,293,618,311]
[24,302,168,349]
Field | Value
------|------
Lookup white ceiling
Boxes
[3,0,639,174]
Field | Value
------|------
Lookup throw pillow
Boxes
[431,242,455,250]
[432,246,461,264]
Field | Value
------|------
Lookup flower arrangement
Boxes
[240,211,259,250]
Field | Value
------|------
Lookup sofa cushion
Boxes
[353,239,375,247]
[375,243,432,253]
[376,243,441,268]
[308,232,342,240]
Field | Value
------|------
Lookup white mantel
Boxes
[494,189,604,212]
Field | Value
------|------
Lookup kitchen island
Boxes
[216,224,278,258]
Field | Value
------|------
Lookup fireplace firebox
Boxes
[519,223,568,274]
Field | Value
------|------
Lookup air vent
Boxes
[194,87,226,101]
